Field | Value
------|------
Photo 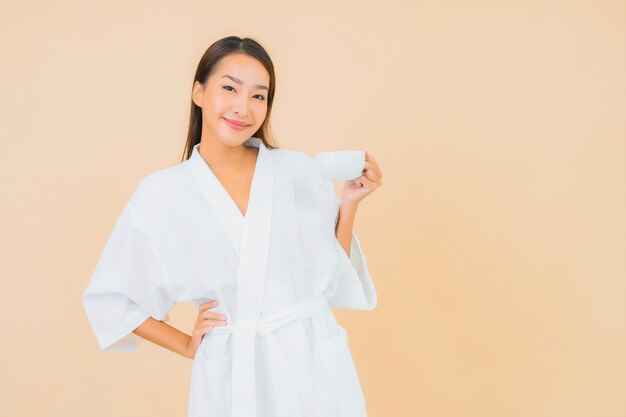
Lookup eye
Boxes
[223,85,265,101]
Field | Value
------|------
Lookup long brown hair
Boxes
[181,36,279,162]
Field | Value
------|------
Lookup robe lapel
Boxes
[187,137,264,260]
[231,137,273,417]
[187,136,274,417]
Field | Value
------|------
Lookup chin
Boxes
[217,135,250,148]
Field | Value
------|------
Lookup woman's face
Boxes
[192,53,270,148]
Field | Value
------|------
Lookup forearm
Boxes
[335,201,358,257]
[132,317,192,358]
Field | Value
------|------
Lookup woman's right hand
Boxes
[185,299,228,359]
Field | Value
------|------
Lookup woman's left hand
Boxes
[340,151,383,205]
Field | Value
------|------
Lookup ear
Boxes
[191,81,204,108]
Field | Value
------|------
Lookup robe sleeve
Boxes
[314,171,378,311]
[82,200,176,352]
[327,223,378,310]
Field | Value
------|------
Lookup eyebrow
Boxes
[221,74,269,91]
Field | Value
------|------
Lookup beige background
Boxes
[1,1,624,416]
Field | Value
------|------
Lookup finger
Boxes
[197,314,227,327]
[361,161,377,177]
[195,312,226,327]
[200,325,217,337]
[362,160,382,179]
[202,318,228,326]
[365,151,378,165]
[362,167,380,182]
[359,175,379,192]
[203,310,228,320]
[361,162,381,182]
[201,300,219,310]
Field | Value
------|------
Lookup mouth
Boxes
[222,117,250,128]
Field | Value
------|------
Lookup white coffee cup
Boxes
[313,150,365,181]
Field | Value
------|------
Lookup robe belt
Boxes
[206,295,331,337]
[205,296,331,417]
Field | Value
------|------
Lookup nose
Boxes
[231,95,249,117]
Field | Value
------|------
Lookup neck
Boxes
[198,138,256,175]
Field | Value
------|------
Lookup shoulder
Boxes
[270,148,316,174]
[127,161,193,215]
[269,148,328,192]
[270,147,308,161]
[143,161,189,186]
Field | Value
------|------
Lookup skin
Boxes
[191,52,268,210]
[132,52,383,360]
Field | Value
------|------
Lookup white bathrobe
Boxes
[82,136,378,417]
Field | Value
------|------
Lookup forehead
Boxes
[212,53,270,86]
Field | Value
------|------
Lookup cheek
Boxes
[214,99,228,113]
[206,91,229,114]
[254,105,268,123]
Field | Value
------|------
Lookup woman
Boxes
[82,35,383,417]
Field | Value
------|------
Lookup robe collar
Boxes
[187,136,270,260]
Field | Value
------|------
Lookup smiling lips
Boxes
[222,117,250,130]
